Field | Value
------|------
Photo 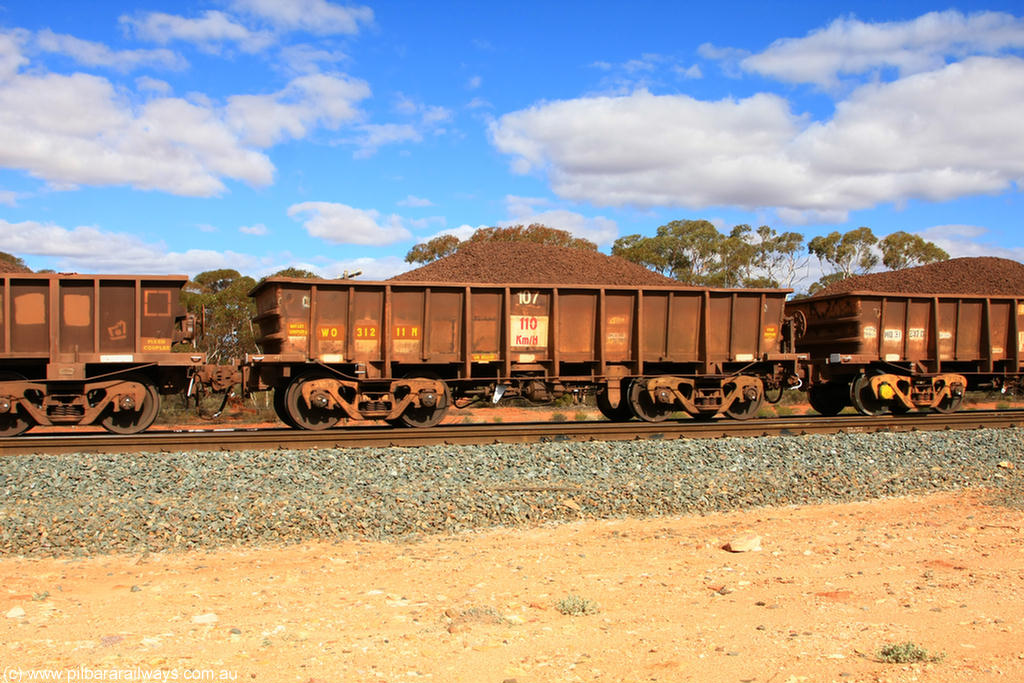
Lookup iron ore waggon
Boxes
[243,277,805,429]
[0,273,208,436]
[787,290,1024,416]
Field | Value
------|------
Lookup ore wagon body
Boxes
[787,291,1024,415]
[0,273,206,435]
[245,278,804,429]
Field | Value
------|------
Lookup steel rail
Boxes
[2,410,1023,456]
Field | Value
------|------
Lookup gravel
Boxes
[814,256,1024,297]
[2,428,1021,557]
[391,241,677,286]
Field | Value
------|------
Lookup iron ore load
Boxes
[0,273,207,436]
[786,257,1024,416]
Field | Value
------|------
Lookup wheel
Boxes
[100,374,160,434]
[396,380,450,428]
[724,387,764,420]
[627,379,673,422]
[596,384,633,421]
[273,385,299,428]
[850,375,888,416]
[0,372,34,436]
[934,391,964,414]
[285,374,342,431]
[807,382,848,416]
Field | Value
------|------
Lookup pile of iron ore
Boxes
[814,257,1024,297]
[391,241,677,286]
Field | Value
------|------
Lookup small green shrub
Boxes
[555,594,600,616]
[878,641,943,664]
[551,412,568,422]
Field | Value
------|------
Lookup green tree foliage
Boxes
[752,225,807,289]
[0,251,31,272]
[404,224,597,264]
[879,231,949,270]
[270,267,320,279]
[612,220,805,288]
[466,224,598,251]
[612,219,721,283]
[181,269,258,362]
[405,234,460,264]
[807,227,879,279]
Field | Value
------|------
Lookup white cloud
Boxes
[467,75,482,90]
[119,10,274,53]
[398,195,433,207]
[349,123,422,158]
[0,65,276,195]
[226,73,370,146]
[0,31,29,80]
[239,223,269,235]
[34,29,187,72]
[230,0,373,35]
[269,255,407,280]
[490,57,1024,221]
[741,10,1024,87]
[918,224,1024,261]
[503,196,618,245]
[287,201,412,245]
[0,218,256,274]
[135,76,172,94]
[278,44,349,75]
[0,38,374,196]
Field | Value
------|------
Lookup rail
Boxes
[2,410,1023,456]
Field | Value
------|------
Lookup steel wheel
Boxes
[396,380,450,428]
[0,372,34,436]
[596,384,633,422]
[100,374,160,434]
[285,374,342,431]
[850,375,888,416]
[807,382,849,416]
[273,385,299,428]
[627,379,673,422]
[725,392,764,420]
[934,392,964,414]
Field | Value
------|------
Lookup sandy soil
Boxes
[2,490,1023,683]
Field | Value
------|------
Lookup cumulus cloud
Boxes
[287,201,412,245]
[503,196,618,245]
[0,32,371,196]
[231,0,373,35]
[349,123,422,158]
[120,10,275,53]
[226,73,370,146]
[490,57,1024,221]
[918,224,1024,261]
[740,10,1024,87]
[268,255,407,280]
[0,219,257,274]
[35,29,187,72]
[239,223,269,235]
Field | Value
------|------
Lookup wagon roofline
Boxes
[796,289,1024,301]
[0,273,190,282]
[249,276,794,297]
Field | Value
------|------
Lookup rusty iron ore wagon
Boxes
[0,273,213,436]
[786,291,1024,416]
[244,277,805,429]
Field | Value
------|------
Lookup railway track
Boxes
[3,409,1023,455]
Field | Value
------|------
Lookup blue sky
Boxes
[1,1,1022,286]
